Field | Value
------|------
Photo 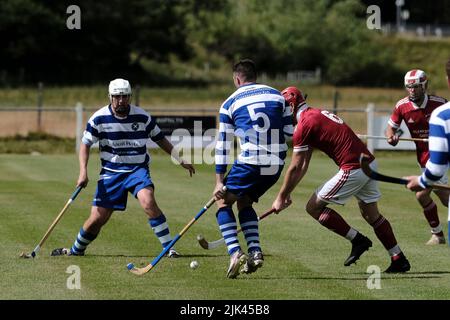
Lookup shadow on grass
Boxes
[239,275,444,281]
[238,270,450,281]
[88,253,276,259]
[86,253,227,258]
[300,275,443,281]
[403,271,450,275]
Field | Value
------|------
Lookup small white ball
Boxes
[190,260,199,269]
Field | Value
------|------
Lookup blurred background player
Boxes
[213,59,294,278]
[272,86,410,273]
[52,78,195,257]
[405,59,450,245]
[386,69,449,245]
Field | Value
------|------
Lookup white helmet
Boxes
[108,78,132,98]
[404,69,427,89]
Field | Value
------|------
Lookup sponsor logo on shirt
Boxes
[111,141,141,148]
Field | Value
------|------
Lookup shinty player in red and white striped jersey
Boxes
[272,86,410,273]
[386,69,450,245]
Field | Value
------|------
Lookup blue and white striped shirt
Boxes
[215,83,294,174]
[420,102,450,188]
[82,104,164,172]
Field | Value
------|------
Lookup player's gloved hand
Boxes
[387,135,399,146]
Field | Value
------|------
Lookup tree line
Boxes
[0,0,444,87]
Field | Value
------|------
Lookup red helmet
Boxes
[404,69,427,89]
[404,69,427,102]
[281,86,306,108]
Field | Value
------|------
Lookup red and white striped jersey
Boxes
[388,94,448,167]
[293,107,374,170]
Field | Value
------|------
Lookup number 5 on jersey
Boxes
[248,103,270,132]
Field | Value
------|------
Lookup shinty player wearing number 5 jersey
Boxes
[51,78,195,258]
[272,86,410,273]
[213,59,294,278]
[386,69,449,245]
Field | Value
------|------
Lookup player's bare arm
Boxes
[155,137,195,176]
[272,149,312,213]
[77,143,90,187]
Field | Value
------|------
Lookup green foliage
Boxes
[1,0,448,88]
[319,1,400,85]
[184,0,403,86]
[382,37,450,90]
[1,0,196,86]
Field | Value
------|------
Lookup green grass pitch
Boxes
[1,151,449,300]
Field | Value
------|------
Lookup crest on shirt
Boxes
[131,122,139,131]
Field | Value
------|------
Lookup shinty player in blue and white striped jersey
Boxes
[51,78,195,257]
[213,59,294,278]
[406,59,450,244]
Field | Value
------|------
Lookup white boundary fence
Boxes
[75,102,83,152]
[0,103,416,154]
[364,103,415,153]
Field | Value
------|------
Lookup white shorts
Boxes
[420,167,448,184]
[316,160,381,205]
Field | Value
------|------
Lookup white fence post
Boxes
[75,102,83,153]
[366,103,375,153]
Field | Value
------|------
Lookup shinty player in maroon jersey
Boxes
[272,86,410,273]
[386,69,449,245]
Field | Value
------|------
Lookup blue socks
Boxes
[239,207,261,254]
[217,207,240,255]
[70,228,97,255]
[149,213,172,248]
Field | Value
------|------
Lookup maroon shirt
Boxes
[293,107,374,170]
[389,94,447,167]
